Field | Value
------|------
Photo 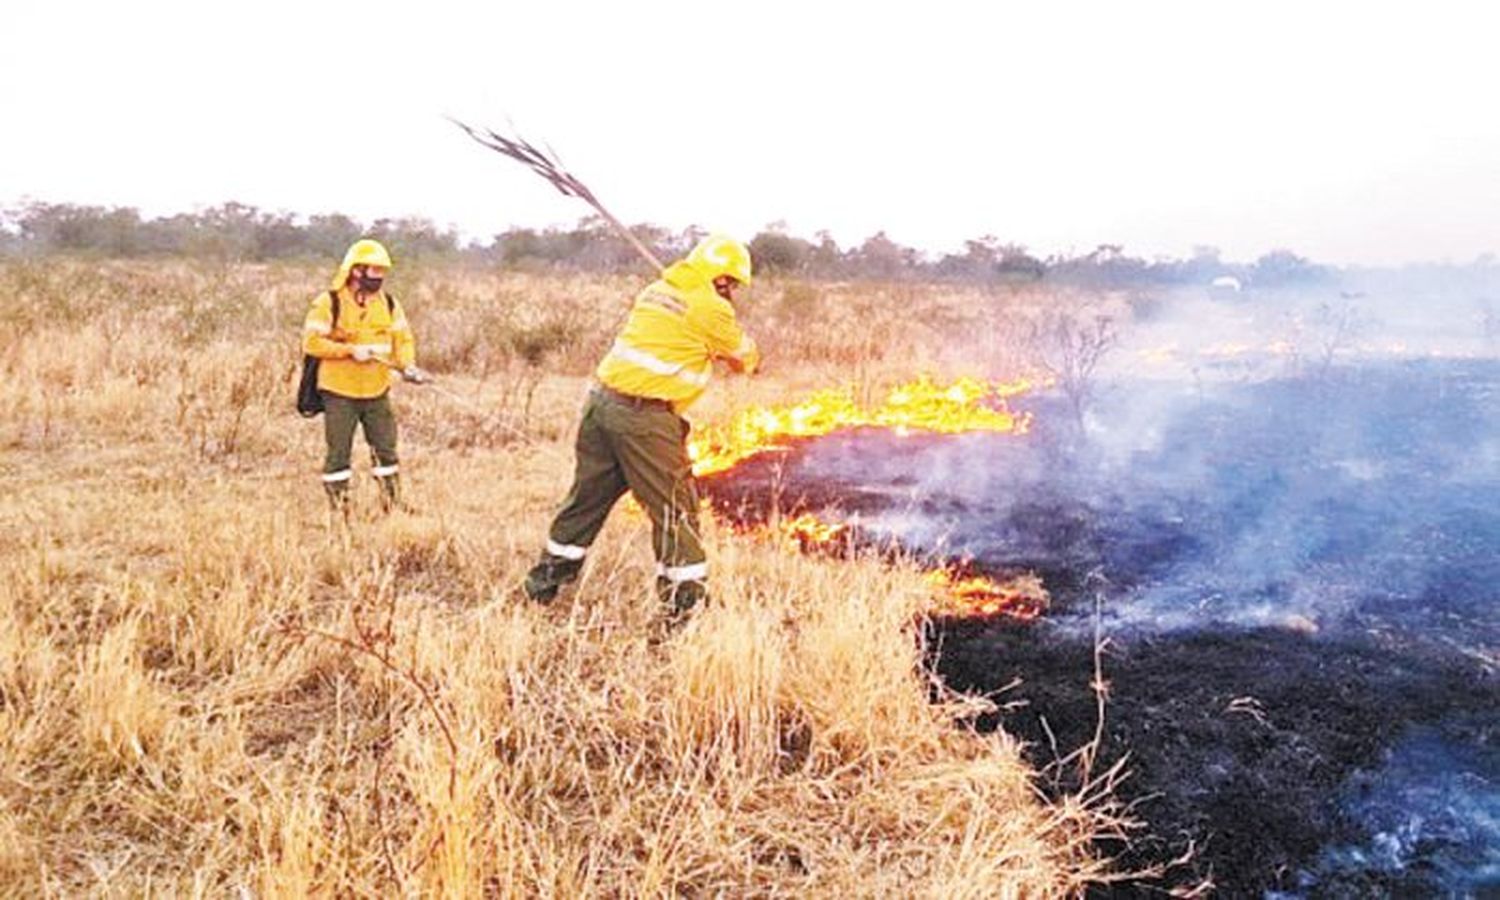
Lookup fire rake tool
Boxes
[362,357,567,459]
[447,116,665,274]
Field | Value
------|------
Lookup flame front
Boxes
[762,514,1046,620]
[924,568,1049,620]
[699,375,1046,620]
[775,513,853,551]
[689,376,1036,477]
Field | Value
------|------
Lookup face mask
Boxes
[356,274,384,293]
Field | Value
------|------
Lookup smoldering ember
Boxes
[700,290,1500,895]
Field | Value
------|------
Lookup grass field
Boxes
[0,259,1125,896]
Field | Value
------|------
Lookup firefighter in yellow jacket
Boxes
[302,239,425,512]
[523,234,760,624]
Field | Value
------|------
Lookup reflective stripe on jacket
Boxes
[595,261,759,412]
[302,288,416,399]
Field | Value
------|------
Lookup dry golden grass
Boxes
[0,259,1120,896]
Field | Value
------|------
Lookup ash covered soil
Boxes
[702,359,1500,895]
[932,621,1499,895]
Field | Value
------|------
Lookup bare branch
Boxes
[448,116,665,273]
[278,617,459,798]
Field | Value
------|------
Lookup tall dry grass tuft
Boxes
[782,558,939,769]
[255,782,338,898]
[396,724,496,899]
[74,614,175,770]
[0,800,34,887]
[0,258,1124,895]
[665,601,788,774]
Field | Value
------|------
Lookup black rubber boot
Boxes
[523,554,584,604]
[656,577,708,629]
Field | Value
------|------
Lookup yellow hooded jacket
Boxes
[302,288,416,398]
[595,259,759,412]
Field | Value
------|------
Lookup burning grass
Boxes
[925,569,1049,620]
[688,375,1037,477]
[751,512,1050,621]
[0,259,1115,895]
[692,375,1052,622]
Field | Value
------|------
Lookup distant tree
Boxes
[304,213,364,259]
[995,242,1045,280]
[369,216,459,261]
[936,236,999,280]
[570,216,655,270]
[661,225,704,261]
[490,227,543,265]
[1048,243,1149,288]
[17,203,146,255]
[1251,249,1329,287]
[628,222,675,269]
[807,230,844,278]
[251,210,305,259]
[0,200,1361,296]
[190,202,262,259]
[848,231,919,280]
[484,217,674,272]
[492,225,576,267]
[936,236,1043,282]
[749,229,812,275]
[1180,244,1230,284]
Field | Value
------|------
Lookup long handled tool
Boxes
[447,117,665,274]
[366,356,566,459]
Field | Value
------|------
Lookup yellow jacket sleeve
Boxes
[692,299,759,374]
[302,292,352,359]
[390,298,416,369]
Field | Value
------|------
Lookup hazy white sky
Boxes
[5,1,1499,264]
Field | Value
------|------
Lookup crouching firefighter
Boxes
[523,234,760,627]
[301,238,424,514]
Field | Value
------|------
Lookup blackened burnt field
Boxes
[701,359,1500,896]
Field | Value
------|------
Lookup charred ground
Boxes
[702,359,1500,894]
[931,620,1500,894]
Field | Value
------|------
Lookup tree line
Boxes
[0,201,1335,288]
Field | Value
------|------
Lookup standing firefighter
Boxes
[302,239,423,513]
[523,234,760,626]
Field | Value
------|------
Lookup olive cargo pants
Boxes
[525,388,706,614]
[320,391,401,509]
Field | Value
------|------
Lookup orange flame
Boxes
[693,374,1047,619]
[775,513,853,551]
[758,513,1045,620]
[689,375,1036,477]
[924,568,1049,620]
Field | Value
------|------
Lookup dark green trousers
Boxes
[538,388,706,594]
[321,391,399,491]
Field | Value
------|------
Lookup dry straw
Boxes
[0,258,1132,895]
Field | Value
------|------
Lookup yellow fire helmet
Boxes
[330,238,394,290]
[684,234,753,287]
